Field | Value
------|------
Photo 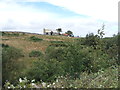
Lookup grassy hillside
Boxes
[1,31,119,89]
[1,31,76,83]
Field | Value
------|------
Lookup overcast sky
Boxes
[0,0,119,37]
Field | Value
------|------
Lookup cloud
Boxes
[20,0,119,22]
[0,0,118,37]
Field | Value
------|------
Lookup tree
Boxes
[65,30,73,36]
[56,28,62,35]
[84,33,100,48]
[97,24,105,38]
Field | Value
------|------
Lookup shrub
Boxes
[2,45,24,85]
[1,43,9,48]
[45,46,66,62]
[4,77,35,89]
[4,66,118,88]
[84,33,100,48]
[29,36,43,42]
[29,50,42,57]
[27,59,64,82]
[49,41,68,47]
[45,43,92,78]
[2,32,19,36]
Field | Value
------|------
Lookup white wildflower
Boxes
[99,85,102,87]
[75,87,77,89]
[8,86,10,89]
[23,85,26,88]
[56,79,58,82]
[10,85,15,89]
[19,78,22,83]
[52,82,55,85]
[42,82,46,87]
[47,85,50,87]
[31,79,35,82]
[31,83,35,86]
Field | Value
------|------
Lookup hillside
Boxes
[1,31,119,89]
[1,31,75,52]
[1,32,75,65]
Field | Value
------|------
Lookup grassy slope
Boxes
[2,33,74,53]
[1,32,75,69]
[1,32,119,88]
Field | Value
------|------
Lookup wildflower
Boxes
[10,85,15,89]
[47,85,50,87]
[52,82,55,85]
[42,82,46,87]
[31,83,35,86]
[99,85,102,87]
[75,87,77,89]
[24,77,28,82]
[31,79,35,82]
[19,78,22,83]
[8,86,10,89]
[56,79,58,82]
[23,85,26,88]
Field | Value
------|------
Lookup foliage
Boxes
[29,50,42,57]
[65,30,73,35]
[97,24,105,38]
[2,44,24,85]
[1,32,24,36]
[27,34,118,81]
[2,29,119,88]
[84,33,100,48]
[49,41,68,47]
[27,59,64,82]
[4,65,118,88]
[29,36,43,42]
[4,77,35,89]
[56,28,62,35]
[45,43,92,78]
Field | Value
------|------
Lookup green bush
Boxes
[29,50,42,57]
[45,46,66,62]
[83,33,100,48]
[27,59,64,82]
[2,44,24,85]
[45,42,116,78]
[50,41,64,43]
[27,34,118,82]
[29,36,43,42]
[1,43,9,48]
[4,65,118,88]
[49,41,68,47]
[2,32,19,36]
[45,43,92,78]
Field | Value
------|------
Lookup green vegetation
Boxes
[1,32,25,36]
[50,41,68,47]
[65,30,73,35]
[29,36,43,42]
[1,30,119,88]
[56,28,62,35]
[2,44,24,85]
[29,50,42,57]
[4,65,118,88]
[65,30,74,36]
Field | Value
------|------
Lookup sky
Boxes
[0,0,119,37]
